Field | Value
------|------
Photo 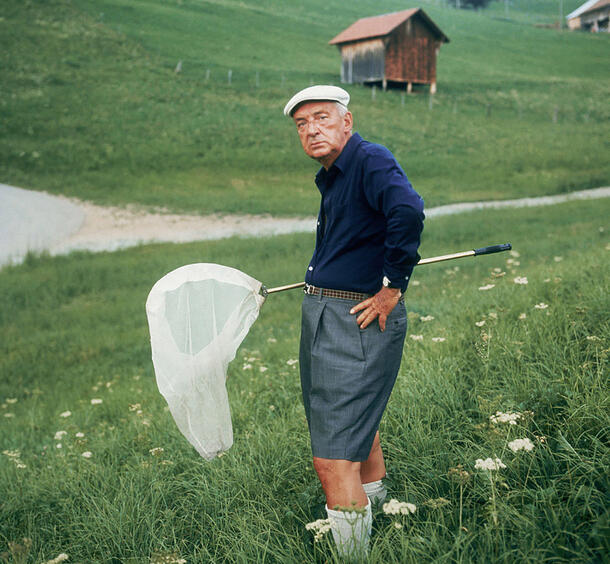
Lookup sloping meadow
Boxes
[1,0,608,214]
[1,200,607,562]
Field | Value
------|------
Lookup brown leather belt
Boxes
[304,284,370,301]
[304,284,405,303]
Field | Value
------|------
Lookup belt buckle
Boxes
[304,284,315,295]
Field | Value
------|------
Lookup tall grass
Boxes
[1,0,608,214]
[1,200,608,562]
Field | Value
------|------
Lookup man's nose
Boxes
[306,120,319,135]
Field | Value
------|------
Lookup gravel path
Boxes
[1,183,608,268]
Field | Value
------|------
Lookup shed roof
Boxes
[567,0,610,19]
[329,8,449,45]
[583,0,610,13]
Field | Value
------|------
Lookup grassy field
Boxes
[1,200,608,562]
[1,0,609,561]
[1,0,608,214]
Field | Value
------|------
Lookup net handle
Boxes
[260,243,511,296]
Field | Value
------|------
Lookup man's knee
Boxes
[313,457,361,484]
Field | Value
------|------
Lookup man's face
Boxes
[292,101,353,169]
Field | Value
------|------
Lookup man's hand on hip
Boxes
[350,287,402,332]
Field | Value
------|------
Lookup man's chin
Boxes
[307,147,330,160]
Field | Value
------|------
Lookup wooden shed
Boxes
[566,0,610,31]
[329,8,449,93]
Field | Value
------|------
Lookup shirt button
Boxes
[308,266,313,271]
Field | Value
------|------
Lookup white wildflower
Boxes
[259,366,268,373]
[6,398,17,404]
[60,411,72,418]
[75,432,85,438]
[43,553,69,564]
[420,315,435,322]
[586,336,601,342]
[431,337,446,342]
[510,250,520,258]
[267,337,277,343]
[91,398,103,405]
[149,447,164,456]
[81,451,92,458]
[475,320,486,327]
[306,518,333,542]
[488,312,498,319]
[490,411,522,425]
[383,499,417,515]
[394,522,403,529]
[56,443,62,449]
[54,431,67,440]
[474,457,506,471]
[3,449,27,468]
[411,280,421,286]
[269,405,275,411]
[508,438,535,452]
[410,334,423,341]
[242,363,252,370]
[513,276,528,285]
[478,284,495,291]
[554,256,563,262]
[534,302,549,310]
[4,413,14,418]
[286,359,298,366]
[518,313,527,320]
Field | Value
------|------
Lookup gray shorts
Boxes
[299,293,407,462]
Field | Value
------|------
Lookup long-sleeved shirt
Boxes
[305,132,424,294]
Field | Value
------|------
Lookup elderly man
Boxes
[284,85,424,558]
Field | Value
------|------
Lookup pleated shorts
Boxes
[299,292,407,461]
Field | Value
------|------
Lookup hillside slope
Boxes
[1,0,608,214]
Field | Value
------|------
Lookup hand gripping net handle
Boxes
[260,243,512,296]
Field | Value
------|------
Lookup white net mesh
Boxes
[146,263,265,460]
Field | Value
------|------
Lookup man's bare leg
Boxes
[313,457,368,508]
[360,431,389,505]
[360,431,386,484]
[313,457,372,558]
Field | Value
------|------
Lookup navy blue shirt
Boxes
[305,132,424,294]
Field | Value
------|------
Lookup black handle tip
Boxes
[474,243,512,256]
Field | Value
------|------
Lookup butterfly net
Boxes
[146,263,265,460]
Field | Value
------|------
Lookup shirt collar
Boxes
[332,132,362,174]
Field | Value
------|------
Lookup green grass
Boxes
[1,200,608,562]
[1,1,609,561]
[1,0,608,214]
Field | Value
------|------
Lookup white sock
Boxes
[362,478,387,505]
[326,499,372,561]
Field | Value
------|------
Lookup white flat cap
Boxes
[283,85,350,116]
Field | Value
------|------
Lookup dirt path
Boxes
[1,183,608,268]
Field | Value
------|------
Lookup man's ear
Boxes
[344,111,353,132]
